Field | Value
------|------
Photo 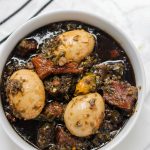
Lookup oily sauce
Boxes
[0,21,136,150]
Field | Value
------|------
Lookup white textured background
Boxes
[0,0,150,150]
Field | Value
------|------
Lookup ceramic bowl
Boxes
[0,10,146,150]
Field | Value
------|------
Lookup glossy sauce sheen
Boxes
[1,21,136,150]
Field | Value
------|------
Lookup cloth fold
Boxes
[0,0,54,42]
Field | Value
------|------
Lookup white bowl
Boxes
[0,10,146,150]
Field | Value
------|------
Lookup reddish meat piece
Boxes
[44,76,72,95]
[37,123,55,149]
[110,49,120,58]
[17,39,37,56]
[103,80,138,111]
[56,126,77,147]
[32,55,83,79]
[43,102,64,120]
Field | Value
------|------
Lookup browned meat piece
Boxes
[44,75,72,95]
[32,55,83,79]
[37,123,55,149]
[17,39,38,56]
[56,126,77,148]
[43,102,64,121]
[103,80,138,111]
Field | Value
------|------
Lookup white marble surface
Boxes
[0,0,150,150]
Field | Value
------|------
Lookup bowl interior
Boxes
[0,11,145,150]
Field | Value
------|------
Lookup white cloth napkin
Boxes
[0,0,150,150]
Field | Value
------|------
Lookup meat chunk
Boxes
[110,49,120,58]
[44,75,72,95]
[17,39,38,56]
[43,102,64,121]
[90,61,124,92]
[103,80,138,111]
[37,123,55,149]
[56,126,77,148]
[94,61,124,78]
[32,55,83,79]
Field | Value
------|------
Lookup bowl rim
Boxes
[0,10,146,150]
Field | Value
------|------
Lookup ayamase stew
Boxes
[1,21,138,150]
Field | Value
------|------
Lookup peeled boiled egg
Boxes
[54,29,95,63]
[64,93,105,137]
[7,69,45,120]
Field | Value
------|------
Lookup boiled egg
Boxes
[64,93,105,137]
[55,29,95,63]
[7,69,45,120]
